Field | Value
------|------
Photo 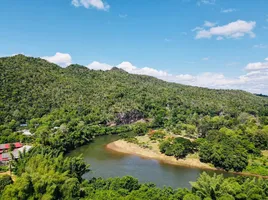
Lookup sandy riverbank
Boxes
[106,140,268,178]
[106,139,214,170]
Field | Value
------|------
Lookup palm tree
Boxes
[190,172,223,200]
[11,147,28,175]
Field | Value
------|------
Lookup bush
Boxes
[148,130,165,140]
[0,165,9,173]
[0,175,13,192]
[159,137,194,159]
[199,133,249,172]
[132,123,148,136]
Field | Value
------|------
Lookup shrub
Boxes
[0,175,13,192]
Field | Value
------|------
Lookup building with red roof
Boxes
[0,145,32,162]
[0,142,22,151]
[0,142,23,162]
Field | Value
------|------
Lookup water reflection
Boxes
[68,135,235,189]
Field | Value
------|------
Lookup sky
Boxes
[1,0,268,94]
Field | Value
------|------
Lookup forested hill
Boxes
[1,54,268,126]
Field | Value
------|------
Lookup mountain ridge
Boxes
[0,54,267,125]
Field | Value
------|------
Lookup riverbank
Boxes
[106,139,214,170]
[106,139,268,179]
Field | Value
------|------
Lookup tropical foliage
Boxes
[159,137,195,159]
[1,150,268,200]
[1,55,268,199]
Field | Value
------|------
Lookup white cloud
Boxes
[197,0,216,6]
[245,63,268,71]
[221,8,236,13]
[194,20,256,39]
[117,62,169,77]
[204,21,216,27]
[192,26,203,32]
[245,58,268,71]
[174,71,268,94]
[192,21,216,33]
[8,52,268,94]
[238,70,268,94]
[37,51,268,94]
[36,51,268,94]
[85,59,268,93]
[71,0,110,11]
[87,61,112,70]
[117,62,136,71]
[176,74,195,81]
[216,36,224,40]
[244,58,268,93]
[87,61,169,78]
[253,44,268,48]
[42,52,72,67]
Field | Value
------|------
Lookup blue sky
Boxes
[1,0,268,94]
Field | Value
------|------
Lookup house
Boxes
[0,142,23,160]
[0,145,32,162]
[0,142,23,153]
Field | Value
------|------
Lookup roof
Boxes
[0,144,9,150]
[0,142,23,150]
[15,142,23,148]
[0,145,32,161]
[21,130,33,136]
[1,152,10,160]
[18,145,32,153]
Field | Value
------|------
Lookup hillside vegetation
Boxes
[1,55,268,173]
[1,55,268,199]
[1,150,268,200]
[1,54,267,125]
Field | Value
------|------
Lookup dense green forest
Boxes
[1,55,268,141]
[1,55,268,125]
[1,55,268,199]
[1,55,268,169]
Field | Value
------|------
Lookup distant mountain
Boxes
[255,94,268,98]
[0,54,267,125]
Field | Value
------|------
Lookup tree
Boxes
[190,172,224,200]
[132,123,148,136]
[199,132,249,172]
[0,175,13,192]
[159,137,194,159]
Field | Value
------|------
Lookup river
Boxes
[68,135,235,189]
